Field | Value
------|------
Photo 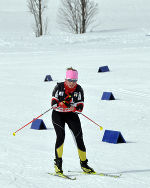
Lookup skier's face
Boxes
[66,79,77,88]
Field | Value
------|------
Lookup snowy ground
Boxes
[1,0,150,188]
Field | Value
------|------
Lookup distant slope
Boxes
[0,0,150,33]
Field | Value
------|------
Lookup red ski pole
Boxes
[80,112,103,131]
[13,108,52,136]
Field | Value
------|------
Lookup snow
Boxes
[0,0,150,187]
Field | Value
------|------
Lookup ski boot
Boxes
[80,159,95,174]
[54,158,63,174]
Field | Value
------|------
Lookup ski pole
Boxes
[13,107,53,136]
[80,112,103,131]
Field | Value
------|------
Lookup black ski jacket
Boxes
[51,82,84,112]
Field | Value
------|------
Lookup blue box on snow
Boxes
[44,75,53,81]
[31,119,47,130]
[102,130,126,144]
[101,92,115,100]
[98,66,110,72]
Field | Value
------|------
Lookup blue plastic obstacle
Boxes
[44,75,53,81]
[31,119,47,130]
[101,92,115,100]
[98,66,110,73]
[102,130,126,144]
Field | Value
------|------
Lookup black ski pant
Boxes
[52,110,86,161]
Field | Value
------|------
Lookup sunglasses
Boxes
[67,79,77,83]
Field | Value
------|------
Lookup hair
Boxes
[66,67,77,71]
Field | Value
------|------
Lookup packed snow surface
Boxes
[0,0,150,187]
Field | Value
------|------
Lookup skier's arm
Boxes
[51,85,68,110]
[76,102,84,112]
[72,86,84,113]
[51,85,59,108]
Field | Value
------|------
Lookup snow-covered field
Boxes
[0,0,150,188]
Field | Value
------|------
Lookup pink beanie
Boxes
[66,70,78,80]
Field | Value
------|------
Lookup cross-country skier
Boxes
[51,67,95,174]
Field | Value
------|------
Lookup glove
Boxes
[63,95,72,107]
[70,106,76,112]
[58,102,67,109]
[52,104,58,110]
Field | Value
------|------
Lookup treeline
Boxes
[27,0,99,37]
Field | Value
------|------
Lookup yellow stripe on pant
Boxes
[56,144,64,158]
[78,149,86,161]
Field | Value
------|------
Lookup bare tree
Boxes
[58,0,98,34]
[27,0,48,37]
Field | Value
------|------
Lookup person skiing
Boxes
[51,67,95,174]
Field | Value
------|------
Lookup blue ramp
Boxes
[101,92,115,100]
[98,66,110,72]
[31,119,47,130]
[44,75,53,81]
[102,130,126,144]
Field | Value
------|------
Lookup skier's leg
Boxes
[66,112,86,161]
[66,112,95,173]
[52,110,65,173]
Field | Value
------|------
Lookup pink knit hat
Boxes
[66,70,78,80]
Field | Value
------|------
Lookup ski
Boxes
[68,171,121,178]
[48,172,76,180]
[84,172,121,178]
